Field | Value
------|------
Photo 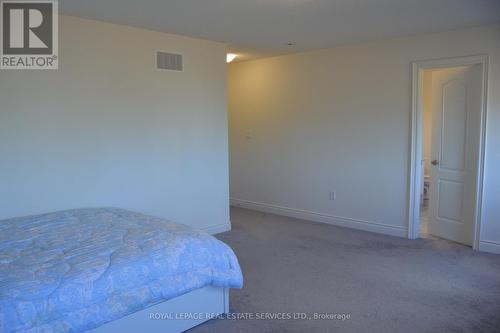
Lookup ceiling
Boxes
[61,0,500,62]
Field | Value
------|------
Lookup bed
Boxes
[0,208,243,333]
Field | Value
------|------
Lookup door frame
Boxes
[408,54,489,250]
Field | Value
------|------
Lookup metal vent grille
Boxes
[156,51,183,71]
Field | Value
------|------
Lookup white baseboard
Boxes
[230,198,407,238]
[479,241,500,255]
[202,222,231,235]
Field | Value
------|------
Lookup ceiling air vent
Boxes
[156,51,183,71]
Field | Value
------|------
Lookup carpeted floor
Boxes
[190,207,500,333]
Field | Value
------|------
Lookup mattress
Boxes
[0,208,243,333]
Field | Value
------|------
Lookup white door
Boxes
[428,65,482,246]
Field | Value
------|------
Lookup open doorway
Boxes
[408,55,488,250]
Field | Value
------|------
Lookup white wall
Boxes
[0,16,230,232]
[228,24,500,251]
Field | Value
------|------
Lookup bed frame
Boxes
[90,286,228,333]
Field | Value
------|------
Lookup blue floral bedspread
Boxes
[0,208,243,332]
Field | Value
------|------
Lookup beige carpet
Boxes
[190,207,500,333]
